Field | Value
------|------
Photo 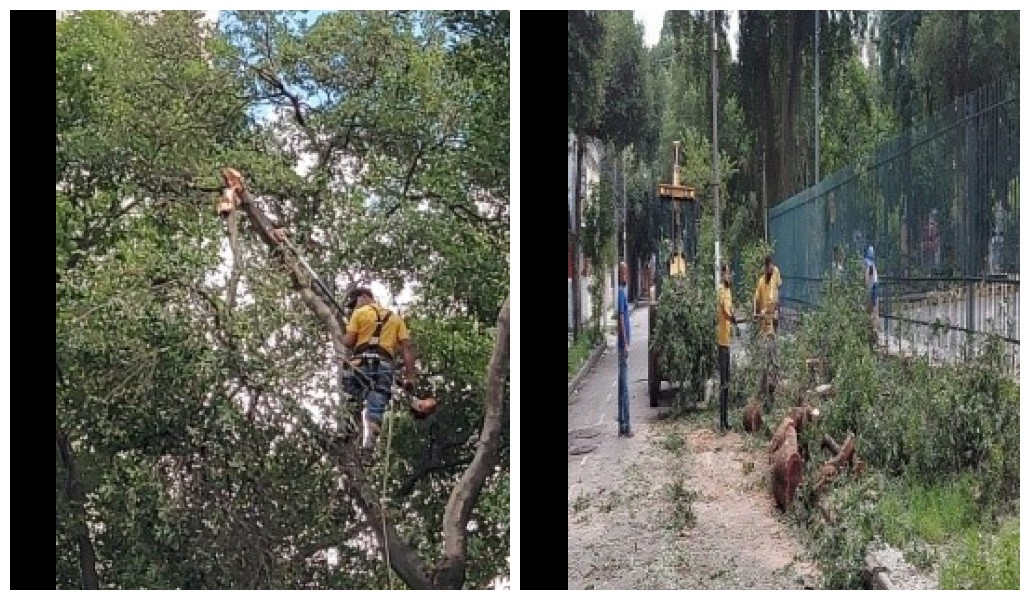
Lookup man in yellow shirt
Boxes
[342,287,419,446]
[753,255,781,337]
[753,255,781,411]
[717,262,737,432]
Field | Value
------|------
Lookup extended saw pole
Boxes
[215,167,437,418]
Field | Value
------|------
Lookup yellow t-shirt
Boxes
[754,266,781,336]
[347,303,409,357]
[717,284,734,347]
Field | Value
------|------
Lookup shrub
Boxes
[650,267,715,410]
[939,518,1019,590]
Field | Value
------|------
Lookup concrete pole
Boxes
[815,10,821,184]
[711,11,721,288]
[623,149,628,282]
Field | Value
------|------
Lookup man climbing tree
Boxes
[342,287,419,447]
[55,9,509,590]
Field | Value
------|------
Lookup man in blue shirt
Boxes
[617,262,632,437]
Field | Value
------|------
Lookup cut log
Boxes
[821,433,842,456]
[788,405,818,430]
[812,383,835,398]
[813,463,838,494]
[813,432,860,497]
[743,399,763,433]
[770,422,804,511]
[769,416,795,457]
[828,432,856,469]
[770,405,816,457]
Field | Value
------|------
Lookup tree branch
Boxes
[433,296,509,589]
[396,455,474,498]
[56,429,100,590]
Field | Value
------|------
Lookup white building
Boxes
[568,132,615,335]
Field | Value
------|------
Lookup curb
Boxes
[568,341,606,400]
[864,554,894,590]
[567,303,645,400]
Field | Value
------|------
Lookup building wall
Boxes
[568,133,613,332]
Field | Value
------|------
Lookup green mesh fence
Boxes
[770,72,1018,372]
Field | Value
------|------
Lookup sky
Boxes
[201,9,415,311]
[634,10,740,62]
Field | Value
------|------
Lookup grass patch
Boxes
[664,478,698,530]
[656,429,685,455]
[876,475,979,547]
[939,518,1019,590]
[572,492,590,513]
[568,334,598,381]
[599,489,621,513]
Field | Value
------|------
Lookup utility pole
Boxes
[814,10,821,184]
[623,149,628,280]
[613,149,619,332]
[762,149,768,242]
[711,11,721,288]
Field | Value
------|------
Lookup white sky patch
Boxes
[635,9,665,48]
[636,9,740,62]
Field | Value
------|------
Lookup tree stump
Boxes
[743,399,763,433]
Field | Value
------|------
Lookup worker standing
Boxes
[717,262,737,433]
[617,262,633,437]
[753,255,781,411]
[865,245,880,346]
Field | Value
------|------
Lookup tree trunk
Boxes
[777,12,804,202]
[434,296,509,589]
[57,430,100,590]
[572,137,585,341]
[743,399,763,433]
[232,181,509,590]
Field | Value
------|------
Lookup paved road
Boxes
[568,306,818,590]
[568,305,650,437]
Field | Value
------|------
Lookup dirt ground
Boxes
[568,415,821,589]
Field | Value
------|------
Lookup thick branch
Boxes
[433,296,509,589]
[56,430,100,589]
[342,460,434,589]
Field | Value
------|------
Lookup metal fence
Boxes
[770,71,1019,374]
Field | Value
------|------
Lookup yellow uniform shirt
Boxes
[717,283,734,347]
[346,303,410,357]
[754,266,781,336]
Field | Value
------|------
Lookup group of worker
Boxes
[613,254,785,438]
[717,255,782,432]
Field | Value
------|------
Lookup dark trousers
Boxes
[718,345,730,428]
[617,349,629,433]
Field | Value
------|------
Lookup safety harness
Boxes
[354,306,396,362]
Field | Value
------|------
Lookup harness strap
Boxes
[354,306,394,359]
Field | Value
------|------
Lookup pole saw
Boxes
[216,168,438,420]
